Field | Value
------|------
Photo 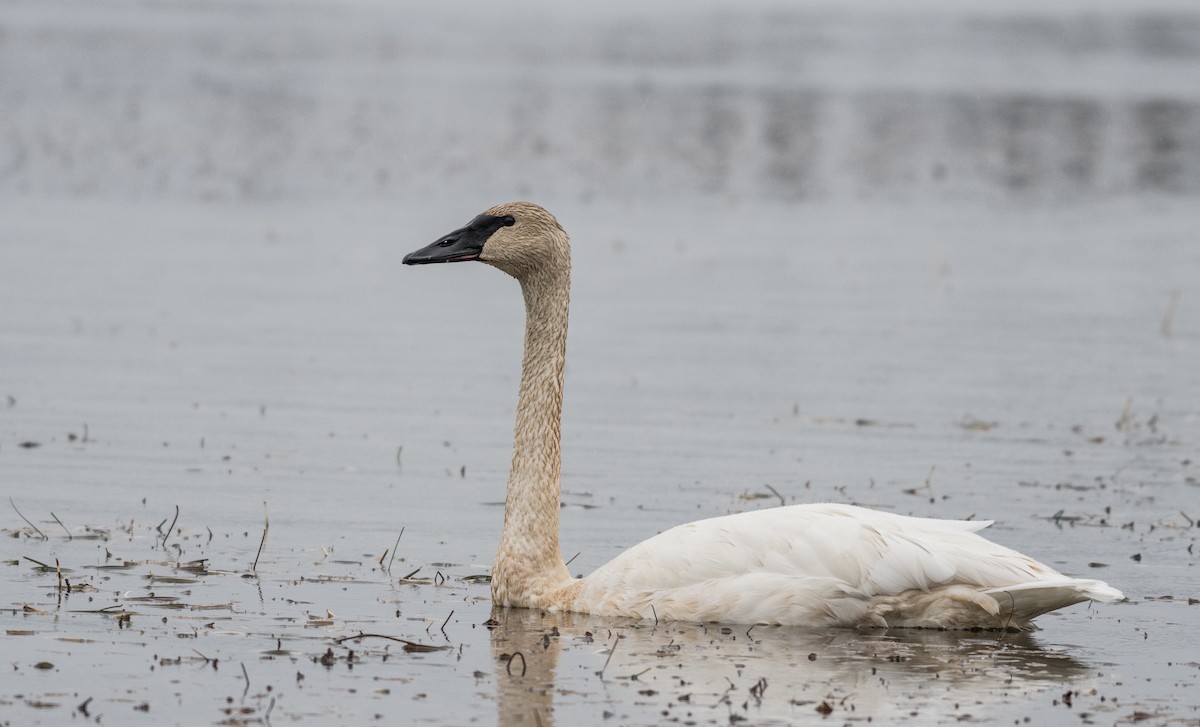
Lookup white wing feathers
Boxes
[573,503,1121,628]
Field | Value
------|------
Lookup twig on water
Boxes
[241,662,251,699]
[51,512,71,539]
[764,484,785,507]
[902,466,936,496]
[68,604,128,614]
[332,632,450,652]
[1001,590,1017,631]
[386,527,404,574]
[440,610,454,638]
[597,634,619,679]
[506,651,527,676]
[252,503,270,572]
[9,498,46,539]
[161,505,180,548]
[1045,509,1085,528]
[191,648,215,665]
[749,677,768,703]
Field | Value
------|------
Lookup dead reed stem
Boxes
[161,505,180,548]
[9,498,46,539]
[51,512,71,539]
[764,484,785,507]
[252,502,270,572]
[597,634,619,679]
[386,527,404,573]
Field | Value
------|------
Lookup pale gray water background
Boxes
[2,0,1199,725]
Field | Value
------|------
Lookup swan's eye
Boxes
[502,216,516,227]
[438,237,456,247]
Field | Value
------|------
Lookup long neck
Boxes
[493,264,573,603]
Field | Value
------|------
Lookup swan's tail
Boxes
[986,578,1124,626]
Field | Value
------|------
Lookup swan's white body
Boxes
[405,202,1123,629]
[571,504,1119,627]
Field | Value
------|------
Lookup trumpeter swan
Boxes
[403,202,1122,628]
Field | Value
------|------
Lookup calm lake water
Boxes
[2,1,1198,725]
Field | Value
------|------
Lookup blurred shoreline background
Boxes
[2,0,1198,206]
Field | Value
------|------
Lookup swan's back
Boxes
[572,504,1121,628]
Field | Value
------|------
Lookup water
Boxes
[1,1,1198,725]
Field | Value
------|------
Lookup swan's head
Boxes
[403,202,569,279]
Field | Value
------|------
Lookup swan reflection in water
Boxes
[487,607,1097,727]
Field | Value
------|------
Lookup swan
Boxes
[403,202,1123,628]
